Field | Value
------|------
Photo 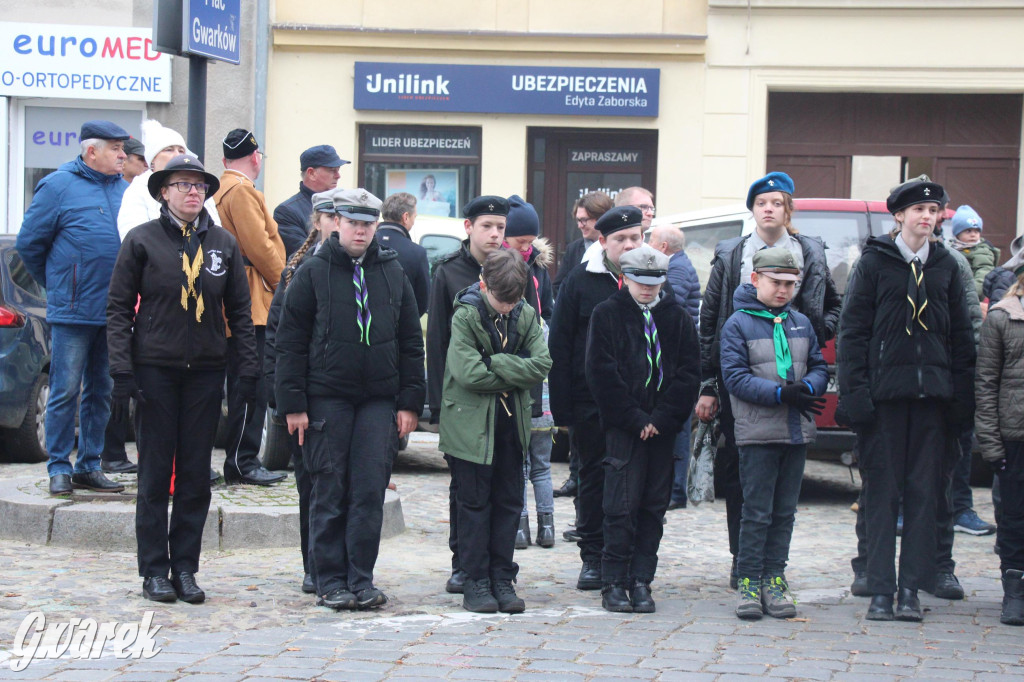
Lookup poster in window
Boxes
[386,169,459,218]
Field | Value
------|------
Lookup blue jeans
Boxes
[671,416,692,504]
[737,443,807,580]
[522,428,555,515]
[46,324,112,478]
[950,427,975,517]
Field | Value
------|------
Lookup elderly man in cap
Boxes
[16,120,132,495]
[548,205,645,592]
[215,128,287,486]
[274,144,348,257]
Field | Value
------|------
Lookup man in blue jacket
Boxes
[16,120,131,496]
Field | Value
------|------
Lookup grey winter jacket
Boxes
[947,246,983,344]
[975,295,1024,462]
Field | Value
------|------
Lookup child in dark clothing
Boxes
[439,249,552,613]
[720,247,829,620]
[585,244,701,613]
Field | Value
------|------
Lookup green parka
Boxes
[958,240,1000,300]
[439,283,552,464]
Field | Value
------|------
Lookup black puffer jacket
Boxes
[107,206,258,378]
[976,295,1024,463]
[264,249,313,408]
[274,234,425,416]
[837,235,975,424]
[585,287,700,436]
[700,233,841,381]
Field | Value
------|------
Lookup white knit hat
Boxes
[140,119,187,166]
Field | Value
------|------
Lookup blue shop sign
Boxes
[354,62,659,118]
[184,0,240,64]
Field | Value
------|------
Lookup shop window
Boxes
[359,125,481,218]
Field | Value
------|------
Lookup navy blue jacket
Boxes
[374,222,430,316]
[17,156,127,325]
[272,183,314,257]
[667,250,701,325]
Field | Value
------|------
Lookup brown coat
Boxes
[976,294,1024,462]
[214,170,285,326]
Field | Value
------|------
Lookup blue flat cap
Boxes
[746,171,795,210]
[300,144,348,171]
[80,120,130,141]
[595,206,643,236]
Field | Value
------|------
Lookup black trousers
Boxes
[711,375,743,558]
[859,400,945,594]
[100,410,128,463]
[289,431,311,575]
[224,325,267,476]
[601,428,674,585]
[134,364,223,577]
[449,408,524,582]
[573,415,608,564]
[305,396,397,595]
[445,455,460,573]
[998,441,1024,572]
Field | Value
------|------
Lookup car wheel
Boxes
[260,408,292,471]
[1,372,49,463]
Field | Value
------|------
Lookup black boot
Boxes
[850,571,870,597]
[1001,569,1024,626]
[895,588,922,622]
[629,580,655,613]
[866,594,894,621]
[553,477,577,497]
[463,578,498,613]
[536,513,555,548]
[601,584,632,613]
[515,516,531,550]
[577,560,602,590]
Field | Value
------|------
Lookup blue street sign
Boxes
[183,0,240,64]
[354,62,660,118]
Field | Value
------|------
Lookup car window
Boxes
[5,250,45,299]
[870,212,897,237]
[420,235,462,274]
[681,220,745,293]
[791,211,868,295]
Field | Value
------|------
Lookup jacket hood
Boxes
[455,281,484,308]
[991,292,1024,321]
[528,237,554,268]
[731,282,793,314]
[583,239,611,274]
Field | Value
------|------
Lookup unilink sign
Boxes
[354,62,659,118]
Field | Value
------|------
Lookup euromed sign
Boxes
[0,22,172,102]
[354,62,660,118]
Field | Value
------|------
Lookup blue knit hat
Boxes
[951,205,983,237]
[505,195,540,238]
[746,172,795,210]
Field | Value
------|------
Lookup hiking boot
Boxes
[932,572,965,600]
[629,581,655,613]
[761,575,797,619]
[462,578,498,613]
[850,571,870,597]
[355,587,388,609]
[601,584,632,613]
[492,579,525,613]
[954,509,997,536]
[318,588,357,610]
[536,513,555,548]
[1001,569,1024,626]
[577,560,602,590]
[515,516,531,550]
[735,577,763,620]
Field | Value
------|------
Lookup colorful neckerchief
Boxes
[642,307,664,390]
[180,221,204,322]
[906,257,928,335]
[738,308,791,382]
[352,260,372,345]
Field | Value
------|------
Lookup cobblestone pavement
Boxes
[0,435,1018,681]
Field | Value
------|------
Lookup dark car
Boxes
[0,235,50,463]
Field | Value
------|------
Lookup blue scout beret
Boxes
[463,196,510,220]
[595,206,643,236]
[746,172,795,210]
[80,120,130,141]
[300,145,348,171]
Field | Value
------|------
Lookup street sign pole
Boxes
[187,56,208,163]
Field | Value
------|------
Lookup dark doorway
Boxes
[767,92,1022,254]
[526,128,658,278]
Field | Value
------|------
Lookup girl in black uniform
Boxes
[107,154,259,603]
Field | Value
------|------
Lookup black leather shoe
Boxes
[866,594,894,621]
[553,478,578,498]
[446,569,468,594]
[577,561,602,590]
[601,585,633,613]
[850,571,871,597]
[895,588,922,621]
[171,571,205,604]
[630,581,656,613]
[932,572,965,600]
[101,459,138,474]
[49,474,72,496]
[318,587,357,610]
[666,499,687,511]
[71,471,125,492]
[562,526,581,542]
[142,576,177,602]
[302,573,315,594]
[209,468,222,484]
[224,466,286,486]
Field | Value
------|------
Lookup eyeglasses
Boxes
[256,151,267,161]
[636,204,656,215]
[167,182,210,195]
[576,217,594,225]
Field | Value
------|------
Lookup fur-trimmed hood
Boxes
[530,237,554,269]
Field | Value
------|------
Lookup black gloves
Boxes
[779,382,826,422]
[988,457,1008,475]
[110,373,144,426]
[237,376,260,416]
